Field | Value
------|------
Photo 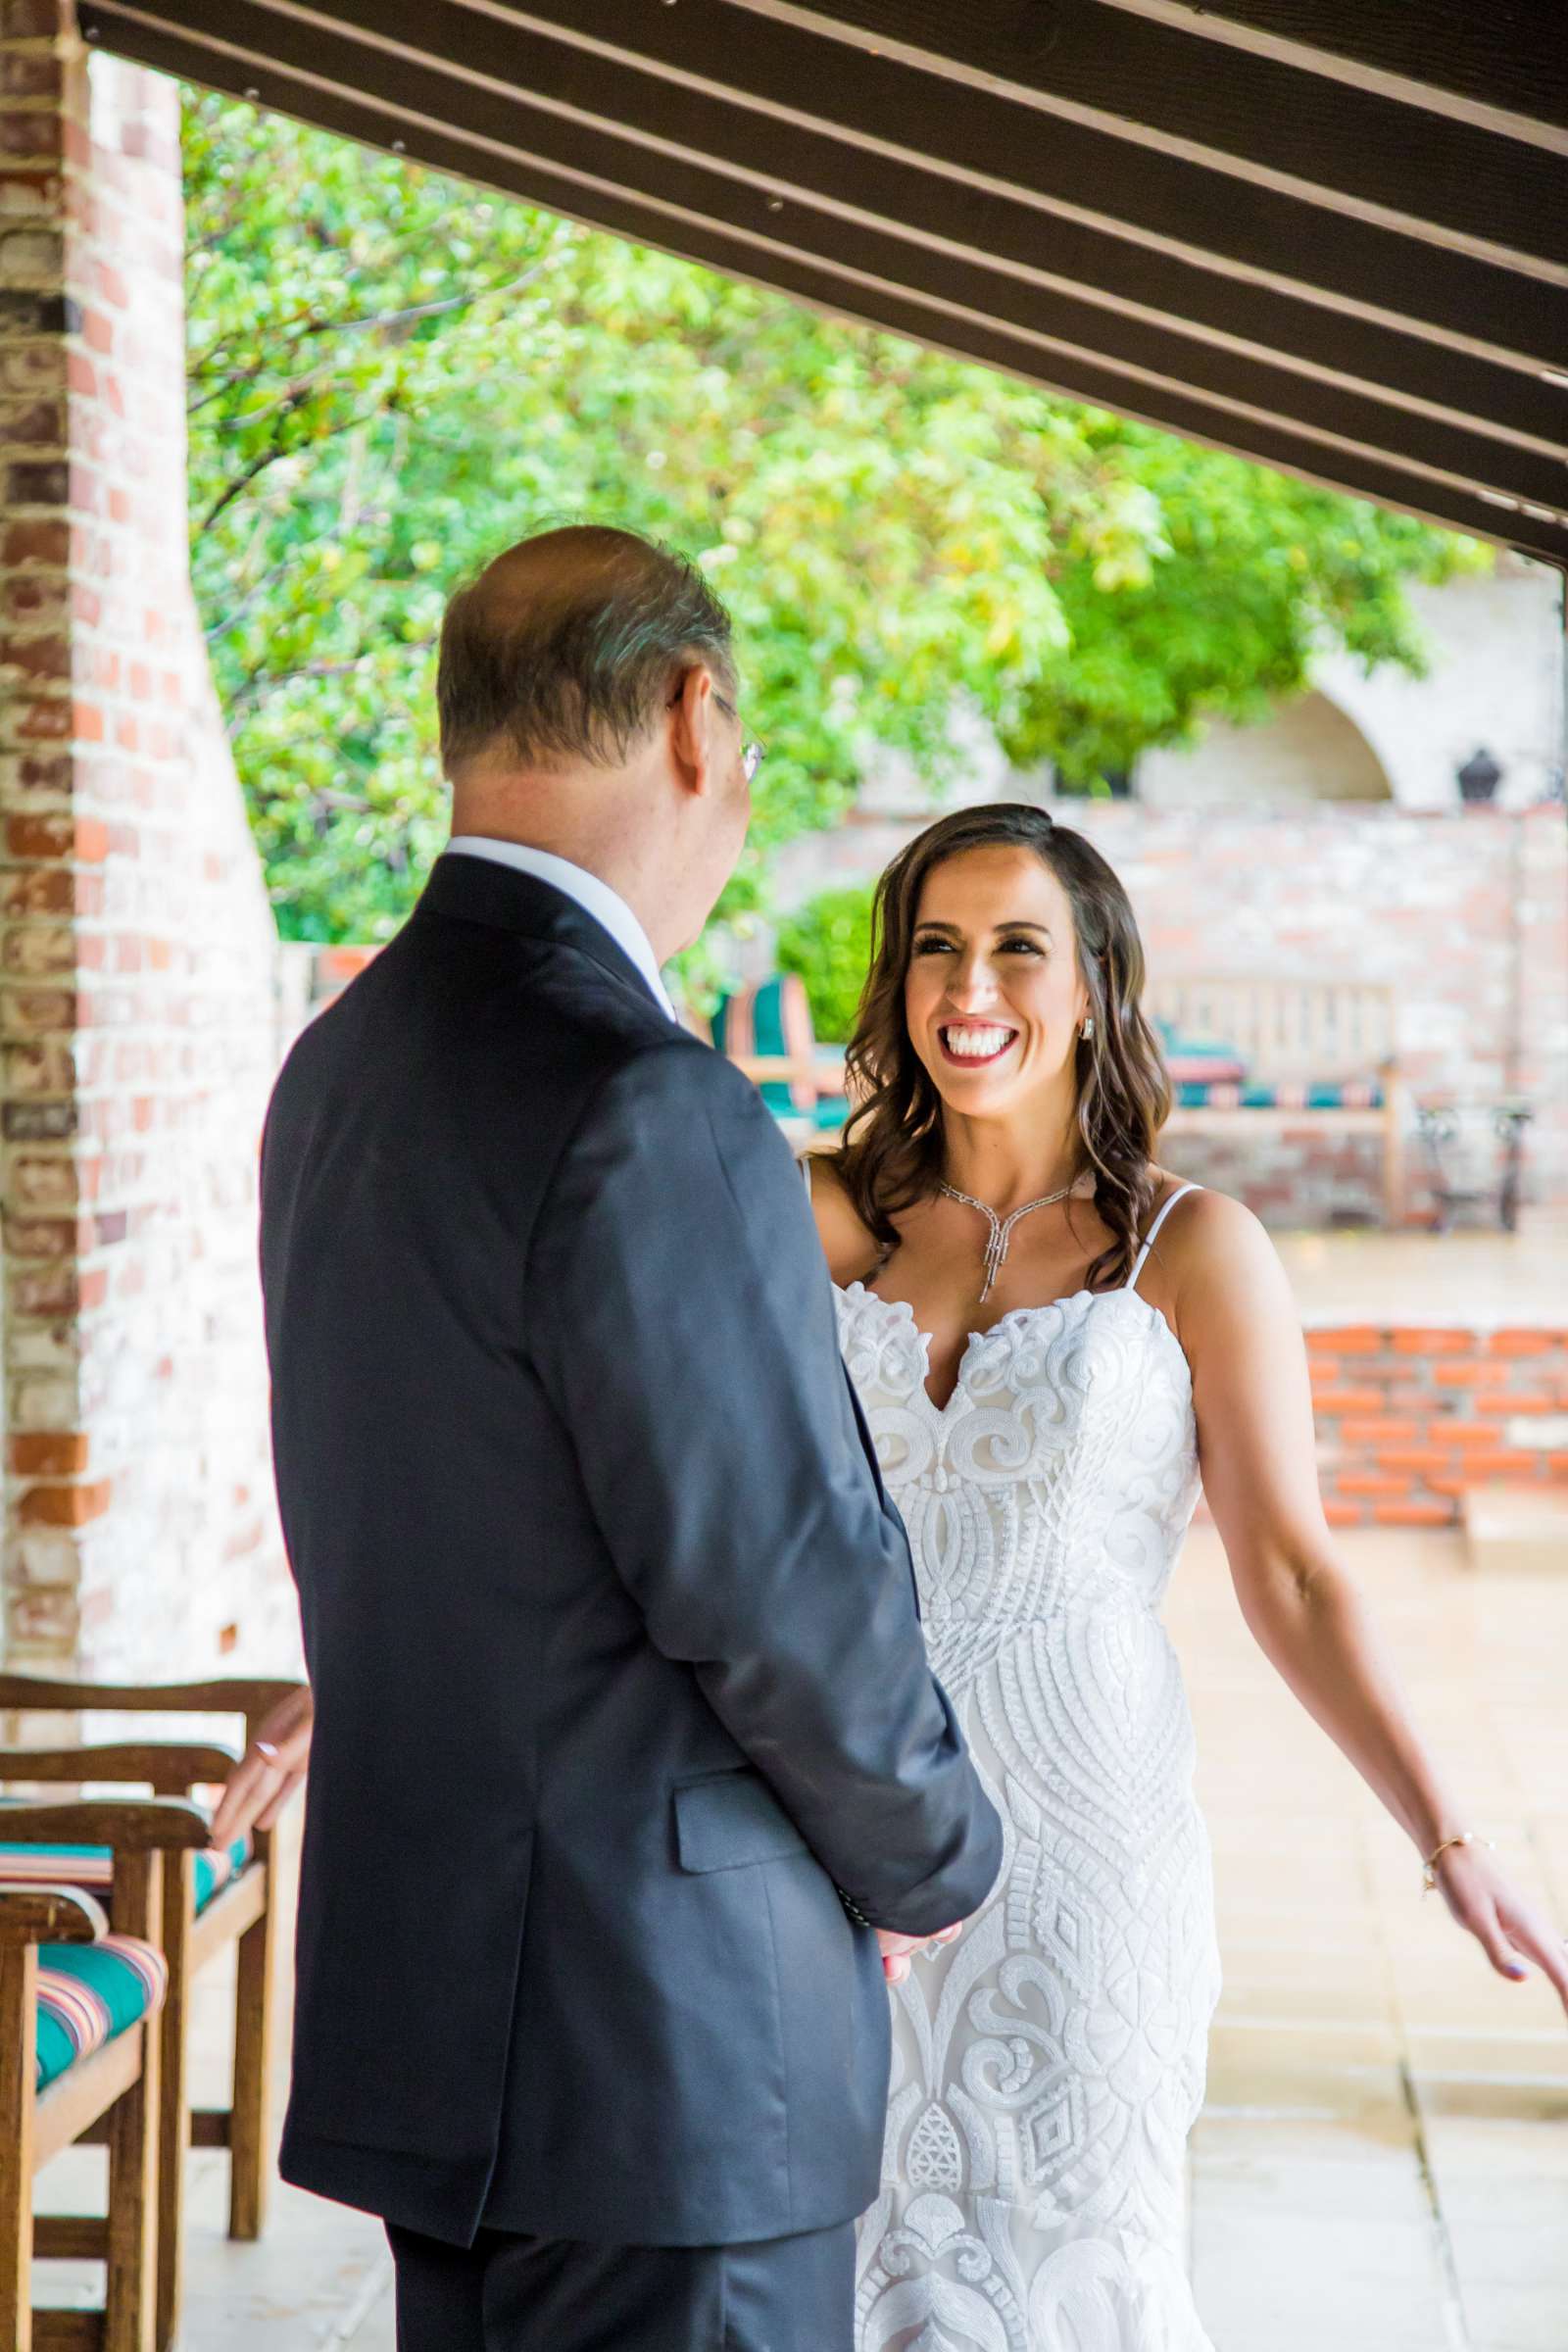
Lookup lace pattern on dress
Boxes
[839,1277,1220,2352]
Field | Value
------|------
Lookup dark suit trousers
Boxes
[386,2217,857,2352]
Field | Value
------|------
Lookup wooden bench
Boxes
[0,1796,213,2352]
[0,1677,305,2352]
[1149,975,1405,1225]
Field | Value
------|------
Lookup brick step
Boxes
[1463,1484,1568,1574]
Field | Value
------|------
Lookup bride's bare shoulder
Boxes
[801,1149,883,1287]
[1148,1171,1272,1284]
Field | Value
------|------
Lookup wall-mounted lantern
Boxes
[1456,746,1503,805]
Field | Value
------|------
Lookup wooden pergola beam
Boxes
[90,0,1568,520]
[86,0,1568,376]
[106,0,1568,449]
[78,0,1568,568]
[76,0,1568,570]
[725,0,1568,270]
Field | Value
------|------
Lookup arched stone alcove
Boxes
[1138,691,1395,808]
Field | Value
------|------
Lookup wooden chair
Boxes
[685,972,851,1137]
[0,1677,305,2352]
[0,1794,212,2352]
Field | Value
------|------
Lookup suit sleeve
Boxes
[525,1039,1002,1936]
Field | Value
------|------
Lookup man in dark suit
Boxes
[246,525,1002,2350]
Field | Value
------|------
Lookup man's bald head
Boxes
[436,524,736,777]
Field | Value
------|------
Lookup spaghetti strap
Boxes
[1127,1182,1201,1291]
[800,1151,814,1199]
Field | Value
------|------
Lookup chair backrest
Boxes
[710,973,818,1113]
[1147,975,1397,1077]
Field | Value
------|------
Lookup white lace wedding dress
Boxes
[835,1184,1220,2352]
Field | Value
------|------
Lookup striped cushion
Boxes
[0,1833,251,1914]
[1173,1077,1385,1111]
[34,1935,168,2089]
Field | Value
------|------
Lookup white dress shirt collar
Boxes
[444,837,677,1021]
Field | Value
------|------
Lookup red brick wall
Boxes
[0,8,289,1685]
[1104,800,1566,1226]
[1308,1327,1568,1529]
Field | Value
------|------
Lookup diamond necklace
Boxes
[938,1178,1077,1303]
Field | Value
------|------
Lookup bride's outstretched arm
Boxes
[1167,1189,1568,2018]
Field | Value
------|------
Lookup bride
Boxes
[804,801,1567,2352]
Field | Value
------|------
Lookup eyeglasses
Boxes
[667,686,765,785]
[716,697,766,786]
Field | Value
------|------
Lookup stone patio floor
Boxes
[34,1524,1568,2349]
[1273,1214,1566,1331]
[1175,1525,1568,2352]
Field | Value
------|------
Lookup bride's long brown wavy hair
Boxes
[833,803,1171,1292]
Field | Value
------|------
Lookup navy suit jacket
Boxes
[261,851,1002,2247]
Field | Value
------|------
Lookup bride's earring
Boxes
[1080,1017,1096,1040]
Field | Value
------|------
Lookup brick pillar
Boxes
[0,3,289,1684]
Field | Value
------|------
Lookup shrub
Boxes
[776,884,877,1044]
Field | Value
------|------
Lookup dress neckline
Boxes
[834,1279,1192,1419]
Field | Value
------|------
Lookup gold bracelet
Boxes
[1422,1830,1494,1894]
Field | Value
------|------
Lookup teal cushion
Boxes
[712,976,820,1114]
[1172,1077,1385,1110]
[34,1935,168,2089]
[0,1832,251,1914]
[1154,1016,1249,1086]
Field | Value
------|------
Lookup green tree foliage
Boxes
[1021,420,1481,788]
[776,885,877,1044]
[184,90,1486,943]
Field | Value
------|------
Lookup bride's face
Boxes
[904,845,1091,1115]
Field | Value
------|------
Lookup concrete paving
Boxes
[1176,1526,1568,2352]
[1274,1215,1566,1332]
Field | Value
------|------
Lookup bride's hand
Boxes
[876,1922,962,1984]
[211,1685,315,1848]
[1433,1842,1568,2019]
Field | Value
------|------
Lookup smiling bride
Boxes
[805,801,1568,2352]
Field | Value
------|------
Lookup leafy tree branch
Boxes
[183,86,1485,948]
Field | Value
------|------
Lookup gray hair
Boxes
[436,523,736,774]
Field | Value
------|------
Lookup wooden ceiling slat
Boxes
[146,0,1568,451]
[316,0,1568,373]
[726,0,1568,269]
[84,0,1568,518]
[77,1,1568,569]
[134,0,1568,380]
[1092,0,1568,137]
